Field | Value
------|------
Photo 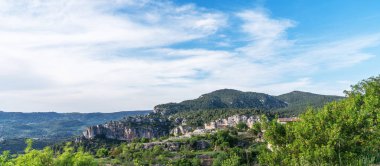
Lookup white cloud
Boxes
[0,1,378,112]
[293,35,380,69]
[236,10,295,61]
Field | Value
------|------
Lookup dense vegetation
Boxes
[154,89,288,115]
[1,128,264,166]
[0,139,97,166]
[274,91,344,116]
[154,89,342,117]
[260,76,380,165]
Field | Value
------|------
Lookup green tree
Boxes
[0,151,13,166]
[13,140,54,166]
[96,148,108,158]
[236,122,248,131]
[221,153,241,166]
[191,157,201,166]
[250,122,261,135]
[73,150,97,166]
[259,76,380,165]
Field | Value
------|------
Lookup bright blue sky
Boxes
[0,0,379,112]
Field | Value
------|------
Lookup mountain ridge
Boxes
[154,89,344,116]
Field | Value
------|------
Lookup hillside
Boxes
[154,89,343,117]
[154,89,288,115]
[78,89,344,144]
[274,91,344,116]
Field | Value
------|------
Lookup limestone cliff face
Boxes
[204,114,260,130]
[169,118,193,136]
[170,125,193,136]
[82,114,261,141]
[82,116,173,141]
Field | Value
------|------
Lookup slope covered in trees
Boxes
[154,89,343,117]
[274,91,344,116]
[154,89,288,115]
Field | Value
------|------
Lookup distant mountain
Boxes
[154,89,344,116]
[154,89,288,115]
[76,89,344,151]
[274,91,344,116]
[0,111,151,139]
[0,110,151,153]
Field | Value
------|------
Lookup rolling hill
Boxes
[153,89,343,116]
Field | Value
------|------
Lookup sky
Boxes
[0,0,380,112]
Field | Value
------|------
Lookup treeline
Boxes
[273,91,343,117]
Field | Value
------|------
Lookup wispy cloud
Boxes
[236,10,295,61]
[0,1,378,112]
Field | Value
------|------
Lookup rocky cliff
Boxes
[204,114,260,130]
[81,113,263,141]
[82,116,173,141]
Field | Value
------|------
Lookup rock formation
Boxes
[82,116,173,141]
[204,114,260,130]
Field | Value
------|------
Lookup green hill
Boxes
[274,91,344,116]
[154,89,344,117]
[154,89,288,115]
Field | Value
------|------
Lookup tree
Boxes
[236,122,248,131]
[96,148,108,158]
[13,140,54,166]
[73,150,97,166]
[250,122,261,135]
[0,151,12,166]
[221,153,240,166]
[191,157,201,166]
[259,75,380,165]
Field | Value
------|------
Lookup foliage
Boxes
[0,139,97,166]
[236,122,249,131]
[96,148,108,158]
[260,76,380,165]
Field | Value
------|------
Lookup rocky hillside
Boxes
[82,116,173,141]
[80,89,344,142]
[154,89,288,115]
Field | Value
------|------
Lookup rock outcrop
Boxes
[170,125,193,136]
[82,116,173,141]
[204,114,260,130]
[81,113,261,142]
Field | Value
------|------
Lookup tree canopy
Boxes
[260,76,380,165]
